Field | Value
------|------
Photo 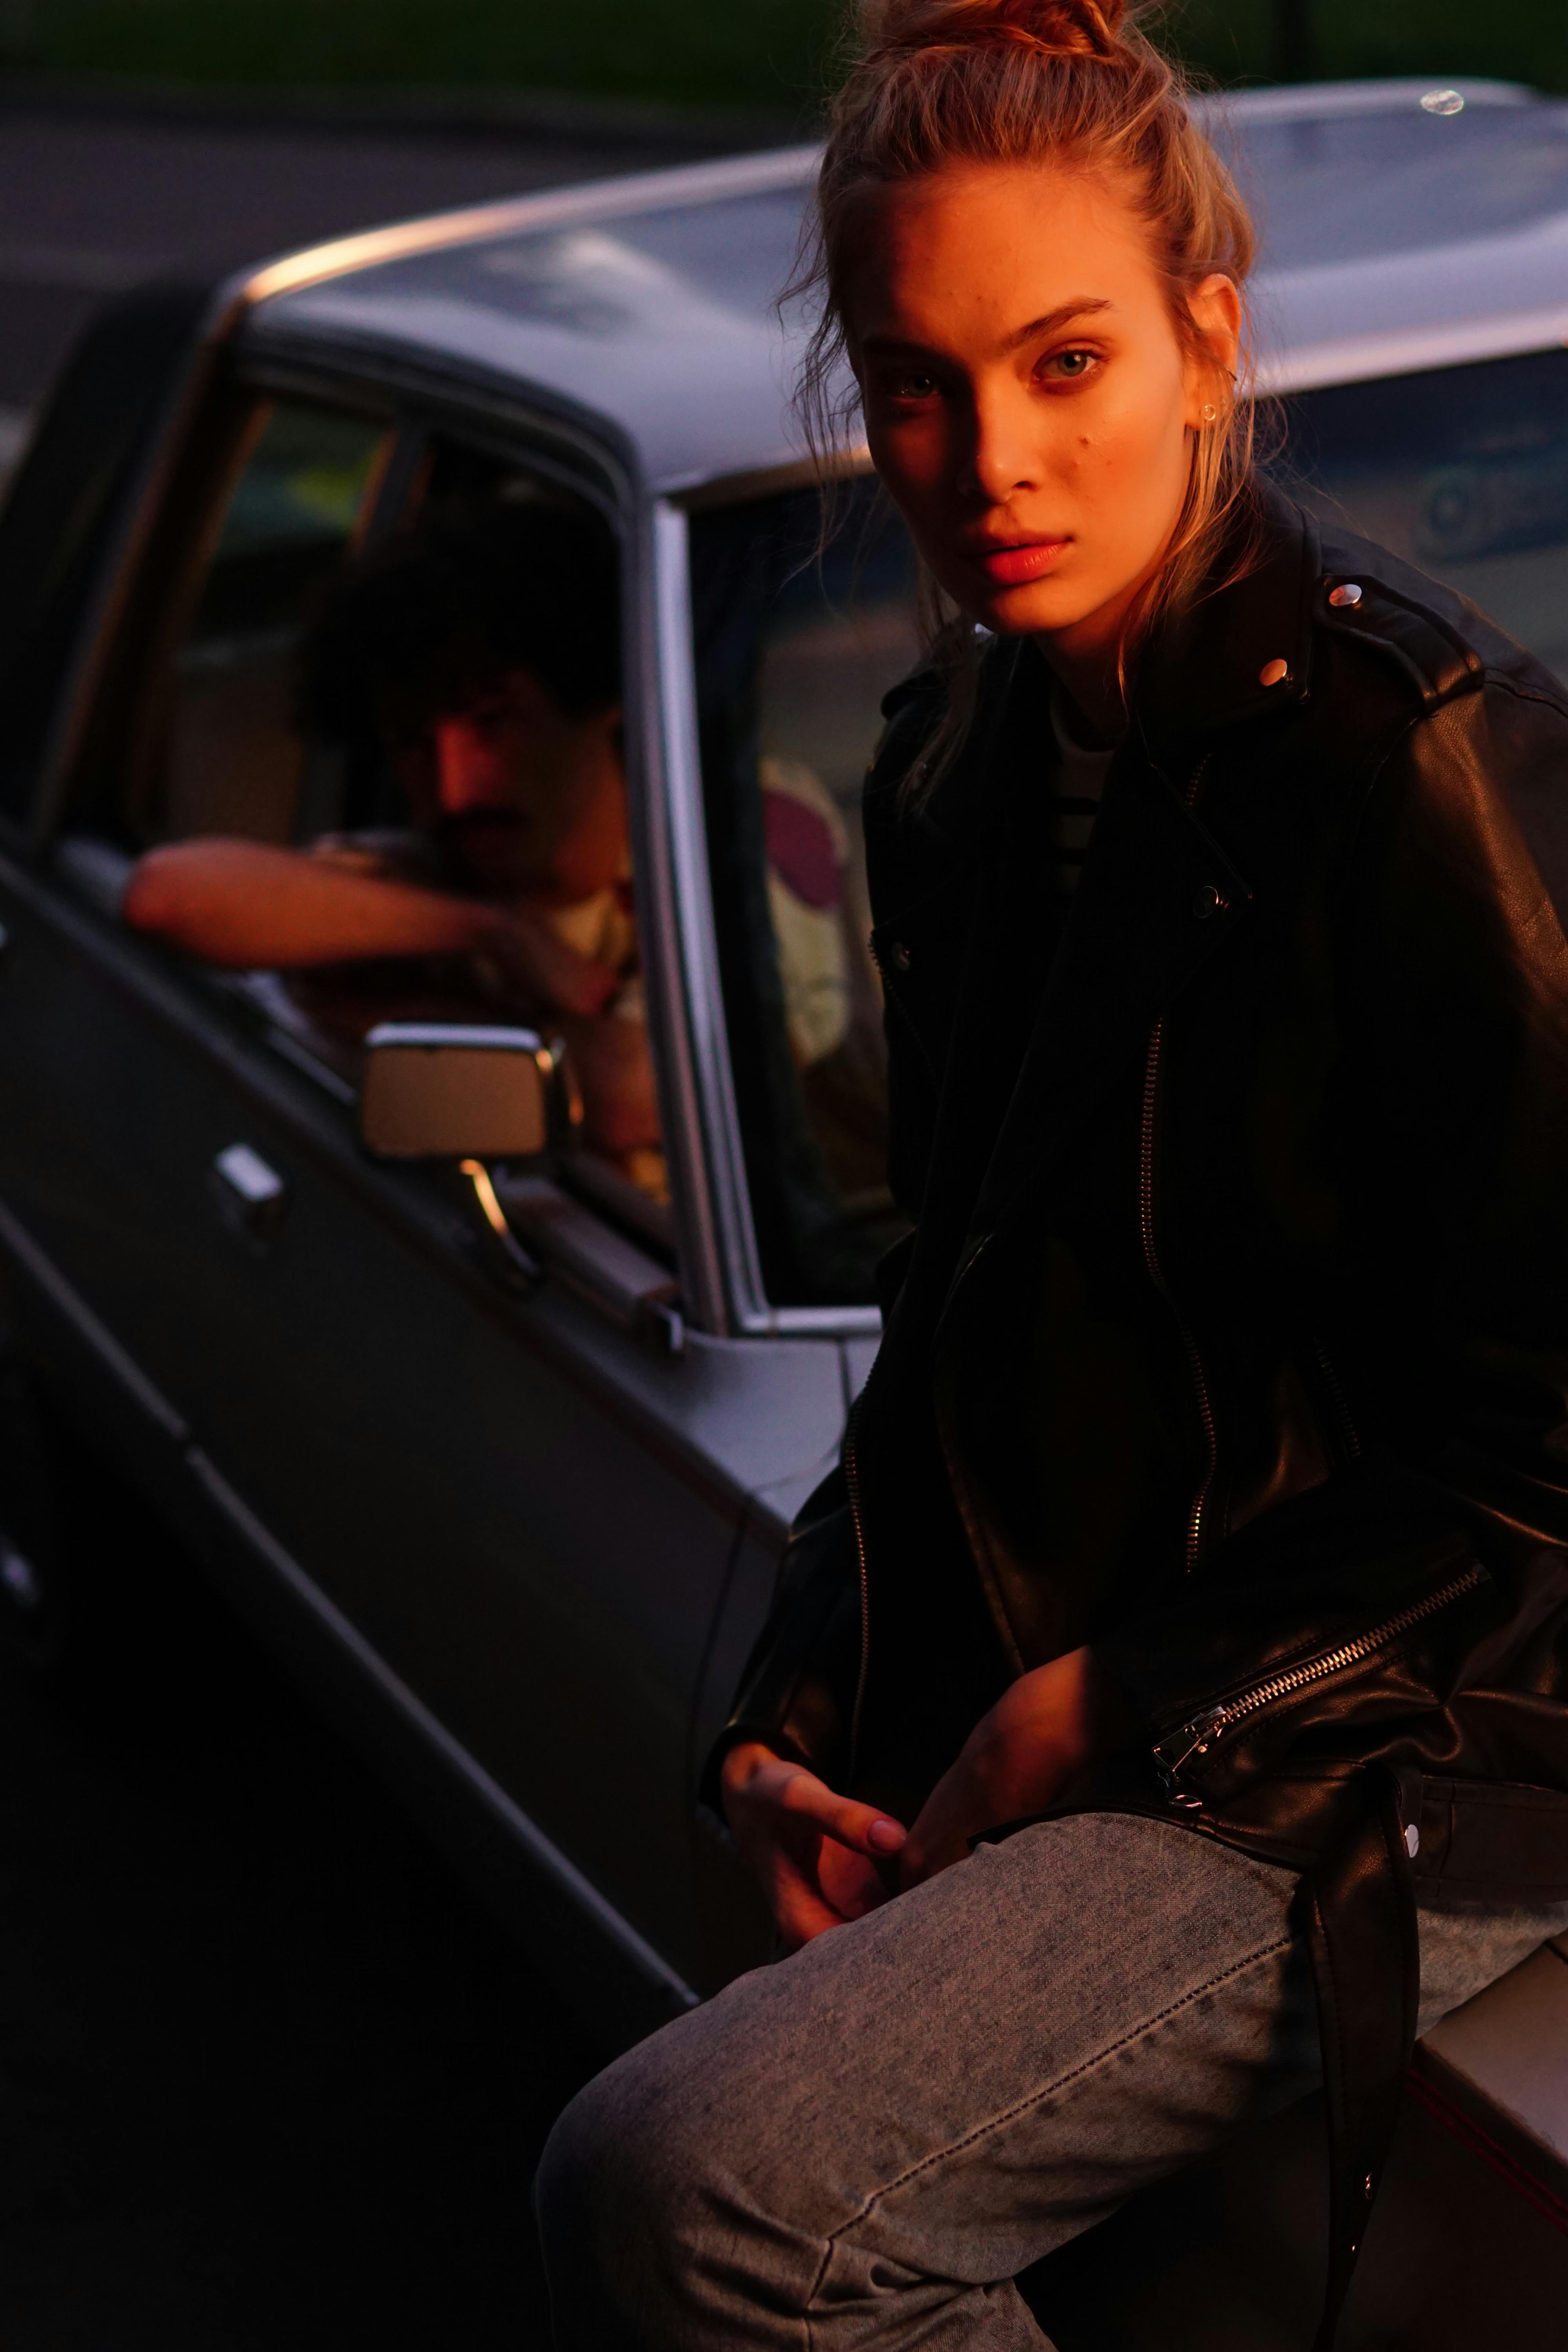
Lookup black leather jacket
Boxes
[717,486,1568,2341]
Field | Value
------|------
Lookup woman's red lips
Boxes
[968,538,1068,586]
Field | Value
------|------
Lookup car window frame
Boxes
[230,347,885,1343]
[29,330,739,1330]
[238,341,753,1340]
[659,462,898,1342]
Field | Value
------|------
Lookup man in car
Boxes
[123,497,662,1179]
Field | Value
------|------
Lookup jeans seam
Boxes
[809,1926,1297,2299]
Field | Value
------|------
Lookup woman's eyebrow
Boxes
[1000,298,1113,352]
[859,298,1113,360]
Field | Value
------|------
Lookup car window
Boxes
[1283,347,1568,682]
[60,394,669,1229]
[119,395,392,846]
[690,477,920,1308]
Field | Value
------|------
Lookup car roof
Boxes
[241,78,1568,499]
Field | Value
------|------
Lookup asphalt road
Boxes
[0,87,758,422]
[0,91,750,2351]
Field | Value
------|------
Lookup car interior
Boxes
[53,384,678,1256]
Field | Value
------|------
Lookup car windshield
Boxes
[1281,346,1568,682]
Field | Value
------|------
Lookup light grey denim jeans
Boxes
[536,1811,1568,2350]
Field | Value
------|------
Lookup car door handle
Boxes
[212,1142,288,1240]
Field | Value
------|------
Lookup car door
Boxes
[0,330,849,2020]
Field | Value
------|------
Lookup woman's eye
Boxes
[1043,349,1096,382]
[889,373,938,401]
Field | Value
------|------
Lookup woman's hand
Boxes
[899,1646,1140,1889]
[720,1741,907,1951]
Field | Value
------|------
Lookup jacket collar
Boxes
[1133,483,1321,759]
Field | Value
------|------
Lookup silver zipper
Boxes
[845,1391,871,1778]
[1152,1561,1489,1789]
[1314,1338,1362,1463]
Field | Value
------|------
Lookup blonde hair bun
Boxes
[863,0,1134,61]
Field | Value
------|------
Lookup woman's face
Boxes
[847,162,1240,657]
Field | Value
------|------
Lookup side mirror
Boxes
[359,1023,575,1160]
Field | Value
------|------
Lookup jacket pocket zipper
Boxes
[1151,1561,1490,1798]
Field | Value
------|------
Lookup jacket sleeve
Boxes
[699,1466,864,1806]
[1095,676,1568,1740]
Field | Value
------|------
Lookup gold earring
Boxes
[1201,402,1219,424]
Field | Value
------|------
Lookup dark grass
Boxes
[0,0,840,112]
[2,1,1568,112]
[1174,0,1568,93]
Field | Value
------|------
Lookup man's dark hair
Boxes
[300,495,621,744]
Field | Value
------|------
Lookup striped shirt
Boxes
[1049,691,1119,893]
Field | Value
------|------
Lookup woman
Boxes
[539,4,1568,2344]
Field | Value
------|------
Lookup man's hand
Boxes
[720,1742,907,1951]
[899,1646,1140,1889]
[476,902,623,1018]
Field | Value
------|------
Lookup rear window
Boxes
[1283,347,1568,681]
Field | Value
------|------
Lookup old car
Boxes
[0,70,1564,2343]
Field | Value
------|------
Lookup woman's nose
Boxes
[960,385,1040,506]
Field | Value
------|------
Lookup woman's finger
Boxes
[773,1771,907,1858]
[766,1845,860,1947]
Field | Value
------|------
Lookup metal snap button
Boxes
[1192,883,1223,920]
[1259,657,1290,688]
[1329,582,1363,608]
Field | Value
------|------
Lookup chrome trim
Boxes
[650,499,768,1336]
[239,144,824,315]
[0,1192,190,1444]
[213,1142,287,1236]
[1255,304,1568,397]
[364,1020,546,1054]
[184,1445,699,2012]
[771,1305,883,1337]
[648,503,898,1343]
[622,492,725,1334]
